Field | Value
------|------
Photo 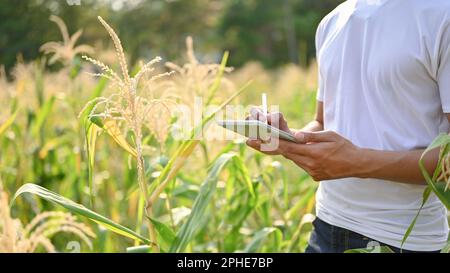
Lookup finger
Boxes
[246,139,260,150]
[246,139,280,155]
[266,111,283,123]
[266,111,282,125]
[267,112,292,133]
[276,139,313,156]
[249,107,267,122]
[295,130,338,143]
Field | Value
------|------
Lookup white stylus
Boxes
[262,93,268,124]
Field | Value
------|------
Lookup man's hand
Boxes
[245,103,447,185]
[248,107,294,134]
[247,130,362,181]
[247,107,309,142]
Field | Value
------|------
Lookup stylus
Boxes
[262,93,268,125]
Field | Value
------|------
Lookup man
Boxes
[247,0,450,253]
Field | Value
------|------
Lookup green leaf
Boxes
[12,183,152,245]
[169,153,239,253]
[205,51,229,105]
[440,241,450,253]
[149,217,176,247]
[0,110,18,137]
[38,136,70,159]
[418,134,450,208]
[80,78,108,208]
[78,77,108,121]
[234,156,255,198]
[149,51,248,194]
[284,186,316,220]
[244,227,282,253]
[150,81,252,196]
[401,186,432,248]
[403,134,450,248]
[288,213,315,252]
[85,119,100,207]
[89,116,137,158]
[32,95,55,137]
[434,181,450,205]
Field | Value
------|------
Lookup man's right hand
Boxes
[247,107,294,135]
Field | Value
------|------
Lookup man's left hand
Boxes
[246,131,363,181]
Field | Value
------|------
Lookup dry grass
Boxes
[166,36,234,106]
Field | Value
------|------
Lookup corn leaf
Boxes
[244,227,282,253]
[38,135,71,159]
[149,217,176,251]
[441,241,450,253]
[401,186,432,249]
[149,80,251,196]
[401,133,450,248]
[205,51,229,105]
[78,78,108,207]
[148,50,250,196]
[0,110,18,137]
[288,213,315,252]
[12,183,152,245]
[233,156,255,198]
[89,116,137,158]
[32,95,55,137]
[284,186,316,220]
[85,119,100,207]
[78,77,108,121]
[419,135,450,209]
[169,153,238,252]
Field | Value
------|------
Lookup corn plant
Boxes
[0,13,322,252]
[1,189,95,253]
[10,16,254,253]
[348,134,450,253]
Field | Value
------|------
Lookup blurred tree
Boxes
[218,0,343,68]
[0,0,343,74]
[0,0,51,73]
[0,0,99,75]
[114,0,222,64]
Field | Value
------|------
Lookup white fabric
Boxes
[315,0,450,251]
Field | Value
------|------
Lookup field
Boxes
[2,12,450,254]
[0,16,319,253]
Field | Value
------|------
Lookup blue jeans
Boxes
[305,217,440,253]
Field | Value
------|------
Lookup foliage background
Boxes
[0,0,343,73]
[7,0,429,254]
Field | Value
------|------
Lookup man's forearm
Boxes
[355,147,440,185]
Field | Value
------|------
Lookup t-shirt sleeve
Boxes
[437,22,450,113]
[315,20,325,102]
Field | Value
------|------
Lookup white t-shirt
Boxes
[315,0,450,251]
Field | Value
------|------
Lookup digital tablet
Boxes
[217,120,298,143]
